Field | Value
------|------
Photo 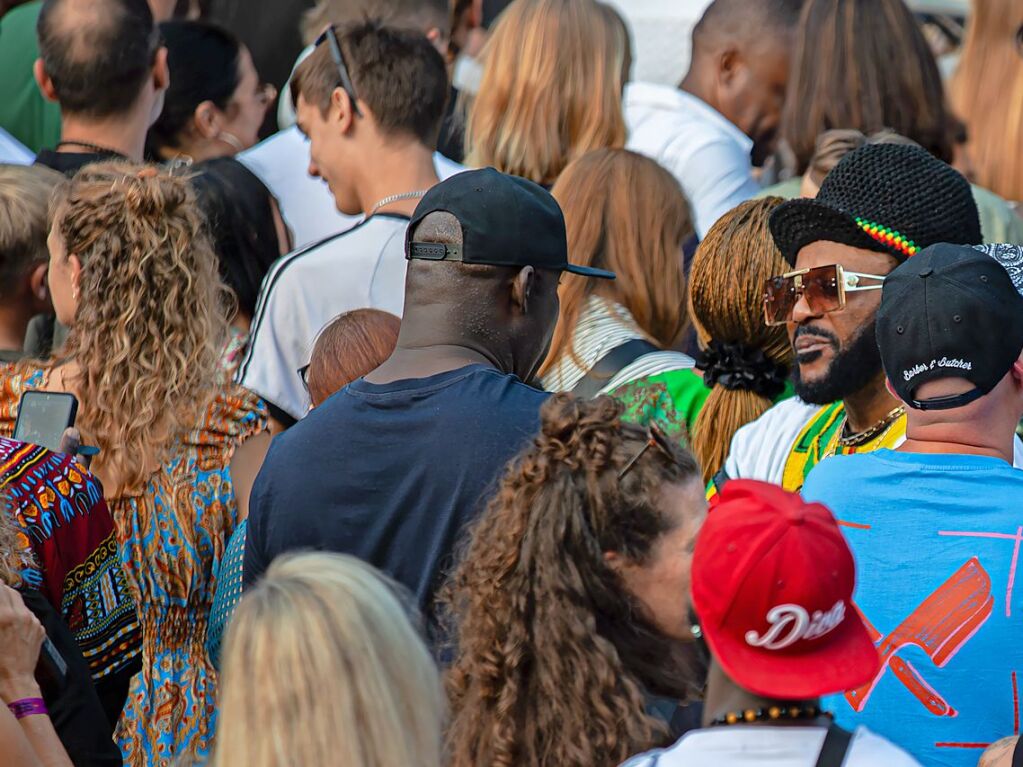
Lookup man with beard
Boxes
[710,143,988,493]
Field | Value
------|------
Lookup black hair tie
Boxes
[695,340,789,400]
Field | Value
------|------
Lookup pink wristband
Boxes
[7,698,47,719]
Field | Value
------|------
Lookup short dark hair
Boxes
[691,0,804,54]
[291,19,449,146]
[780,0,955,174]
[147,21,242,154]
[37,0,160,118]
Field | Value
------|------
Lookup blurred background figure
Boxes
[444,395,707,767]
[465,0,629,188]
[147,21,275,162]
[542,149,698,438]
[687,197,795,485]
[210,552,444,767]
[949,0,1023,207]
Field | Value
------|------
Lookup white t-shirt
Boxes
[622,725,922,767]
[723,397,1023,484]
[238,126,465,248]
[625,82,760,239]
[0,128,32,164]
[235,214,409,421]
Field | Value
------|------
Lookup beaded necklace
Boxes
[710,704,831,727]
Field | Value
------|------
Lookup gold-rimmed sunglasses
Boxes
[763,264,886,327]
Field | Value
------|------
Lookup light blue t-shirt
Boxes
[802,449,1023,767]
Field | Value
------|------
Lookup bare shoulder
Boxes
[979,736,1018,767]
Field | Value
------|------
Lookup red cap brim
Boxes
[704,607,882,700]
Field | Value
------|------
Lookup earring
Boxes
[72,286,79,301]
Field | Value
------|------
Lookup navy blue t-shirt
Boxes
[243,365,548,615]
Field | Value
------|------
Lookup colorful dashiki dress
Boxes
[0,364,267,766]
[0,370,141,720]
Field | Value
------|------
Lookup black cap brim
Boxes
[565,264,616,280]
[769,198,895,266]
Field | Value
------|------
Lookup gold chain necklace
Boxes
[837,405,905,447]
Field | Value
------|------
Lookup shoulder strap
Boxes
[1013,736,1023,767]
[572,339,661,400]
[814,723,854,767]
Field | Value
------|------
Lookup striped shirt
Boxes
[542,295,694,393]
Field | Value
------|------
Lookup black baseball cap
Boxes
[877,243,1023,411]
[770,144,981,266]
[405,167,615,280]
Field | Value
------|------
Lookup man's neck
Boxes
[364,343,500,385]
[900,421,1017,463]
[57,110,149,163]
[842,373,901,433]
[679,67,717,114]
[353,140,440,218]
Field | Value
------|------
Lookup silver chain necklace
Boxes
[369,189,431,216]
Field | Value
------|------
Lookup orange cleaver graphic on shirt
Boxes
[847,557,993,715]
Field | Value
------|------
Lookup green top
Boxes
[757,177,1023,246]
[0,2,61,154]
[608,367,795,446]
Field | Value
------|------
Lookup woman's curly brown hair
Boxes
[442,393,704,767]
[51,162,231,492]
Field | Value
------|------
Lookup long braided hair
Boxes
[688,198,793,483]
[443,394,704,767]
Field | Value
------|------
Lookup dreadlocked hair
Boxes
[51,162,232,493]
[442,393,704,767]
[688,198,793,484]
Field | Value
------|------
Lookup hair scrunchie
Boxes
[695,340,789,400]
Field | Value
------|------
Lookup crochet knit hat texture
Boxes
[769,143,982,265]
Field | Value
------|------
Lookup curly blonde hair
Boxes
[51,162,231,492]
[442,394,704,767]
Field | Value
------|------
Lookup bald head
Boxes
[38,0,158,117]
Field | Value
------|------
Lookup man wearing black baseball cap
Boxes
[243,169,614,634]
[801,243,1023,766]
[711,143,987,495]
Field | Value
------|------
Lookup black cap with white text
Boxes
[877,243,1023,411]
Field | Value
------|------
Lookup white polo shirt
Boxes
[235,213,409,421]
[239,126,465,248]
[625,82,760,239]
[622,726,922,767]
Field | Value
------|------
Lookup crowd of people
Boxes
[0,0,1020,766]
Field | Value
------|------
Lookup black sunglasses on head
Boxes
[314,25,363,118]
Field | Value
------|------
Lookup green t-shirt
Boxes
[0,1,61,154]
[609,367,795,445]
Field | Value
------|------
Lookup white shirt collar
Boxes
[625,81,753,152]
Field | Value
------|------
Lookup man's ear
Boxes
[28,263,50,309]
[330,87,359,136]
[510,266,536,316]
[425,26,449,57]
[153,46,170,93]
[884,377,899,399]
[1011,357,1023,386]
[34,59,59,103]
[717,47,740,88]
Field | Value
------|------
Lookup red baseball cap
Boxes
[692,480,879,699]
